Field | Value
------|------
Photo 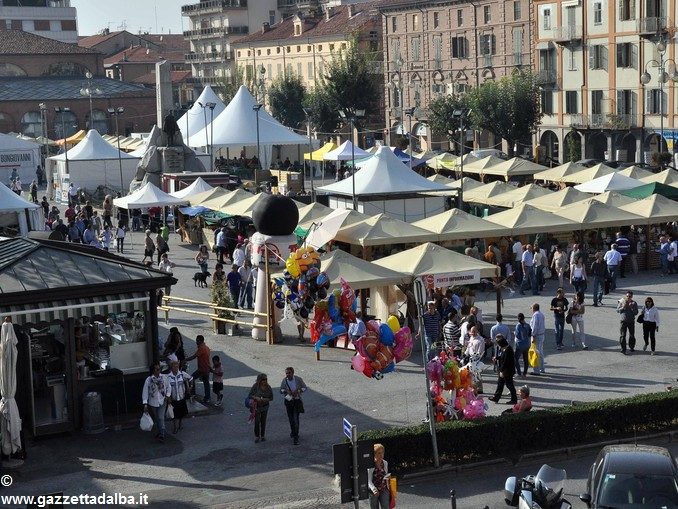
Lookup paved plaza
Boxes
[4,230,678,508]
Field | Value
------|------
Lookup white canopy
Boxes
[187,86,307,148]
[0,321,21,455]
[0,133,41,183]
[317,146,449,197]
[574,173,643,193]
[169,177,214,199]
[50,129,138,161]
[0,182,40,236]
[113,182,188,209]
[323,140,371,161]
[177,85,226,146]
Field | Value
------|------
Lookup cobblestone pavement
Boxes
[4,226,678,508]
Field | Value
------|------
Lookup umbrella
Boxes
[0,320,21,455]
[305,209,363,249]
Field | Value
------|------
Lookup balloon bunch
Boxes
[272,246,330,322]
[311,278,358,350]
[455,387,487,420]
[350,316,413,380]
[427,352,487,421]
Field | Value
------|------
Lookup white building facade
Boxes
[0,0,77,43]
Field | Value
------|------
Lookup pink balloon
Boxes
[393,326,413,363]
[351,355,365,373]
[366,320,381,334]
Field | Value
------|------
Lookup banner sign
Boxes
[422,270,480,289]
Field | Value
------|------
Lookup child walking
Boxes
[212,355,224,406]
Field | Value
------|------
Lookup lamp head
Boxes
[85,71,92,79]
[660,70,669,83]
[657,39,667,53]
[107,107,115,114]
[640,71,651,84]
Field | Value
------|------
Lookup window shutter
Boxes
[601,45,608,70]
[631,91,637,116]
[616,44,623,67]
[480,35,487,55]
[618,0,624,20]
[662,90,668,114]
[617,90,623,114]
[645,89,653,114]
[491,34,496,55]
[630,0,636,19]
[631,43,638,69]
[464,37,469,58]
[589,45,595,69]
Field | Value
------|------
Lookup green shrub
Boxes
[359,391,678,474]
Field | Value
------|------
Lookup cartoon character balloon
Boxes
[349,314,413,380]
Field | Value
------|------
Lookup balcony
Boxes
[181,0,247,16]
[536,69,557,84]
[638,17,667,36]
[183,26,248,39]
[187,76,225,85]
[554,25,582,44]
[278,0,319,11]
[483,54,493,67]
[570,113,637,129]
[185,50,234,62]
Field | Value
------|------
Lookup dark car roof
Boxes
[601,445,676,476]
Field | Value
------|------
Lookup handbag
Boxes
[165,403,174,419]
[140,411,153,431]
[389,476,397,509]
[245,396,252,409]
[565,311,573,325]
[295,398,305,414]
[637,309,645,324]
[528,341,539,368]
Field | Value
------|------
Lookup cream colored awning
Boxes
[318,249,406,289]
[554,198,642,228]
[298,208,369,230]
[462,181,515,204]
[561,163,617,184]
[484,184,553,208]
[296,202,333,225]
[523,186,589,212]
[619,193,678,222]
[533,161,587,182]
[373,242,498,279]
[616,166,655,180]
[485,203,578,234]
[481,158,548,179]
[200,188,252,210]
[188,187,229,206]
[591,191,637,207]
[461,155,505,174]
[640,169,678,185]
[411,208,507,241]
[334,213,435,247]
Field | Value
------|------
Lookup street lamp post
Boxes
[198,101,210,152]
[452,108,471,210]
[38,102,47,169]
[199,102,217,171]
[253,104,263,191]
[302,107,314,200]
[640,37,678,154]
[404,107,415,174]
[55,106,71,200]
[339,108,365,211]
[108,107,125,193]
[80,71,102,128]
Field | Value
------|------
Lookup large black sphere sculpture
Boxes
[251,194,299,236]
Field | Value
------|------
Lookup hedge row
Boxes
[358,390,678,474]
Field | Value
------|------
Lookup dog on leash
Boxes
[193,271,211,288]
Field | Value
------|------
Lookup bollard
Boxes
[450,489,456,509]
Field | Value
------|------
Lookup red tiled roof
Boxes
[143,34,189,52]
[104,45,185,65]
[78,30,125,48]
[0,30,99,55]
[232,2,385,46]
[133,70,192,85]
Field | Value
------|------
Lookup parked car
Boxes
[580,444,678,508]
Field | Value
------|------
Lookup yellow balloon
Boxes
[286,257,300,278]
[386,315,400,334]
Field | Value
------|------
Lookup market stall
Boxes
[485,203,578,235]
[0,133,40,183]
[333,213,435,248]
[523,187,589,212]
[411,208,506,243]
[560,163,616,184]
[0,182,41,236]
[169,177,213,199]
[483,183,553,208]
[639,169,678,185]
[533,161,587,183]
[574,173,643,193]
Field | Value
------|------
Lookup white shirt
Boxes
[68,186,78,196]
[233,247,245,267]
[158,259,175,274]
[167,371,192,401]
[642,306,660,324]
[238,266,253,283]
[604,249,622,266]
[142,374,170,407]
[512,241,523,261]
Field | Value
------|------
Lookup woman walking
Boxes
[551,245,568,288]
[248,373,273,443]
[115,221,126,253]
[367,443,391,509]
[570,291,587,349]
[102,195,113,229]
[142,230,155,265]
[167,361,192,434]
[570,256,587,295]
[156,231,169,266]
[195,244,210,274]
[141,362,170,442]
[640,297,660,355]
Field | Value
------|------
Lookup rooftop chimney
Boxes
[325,7,333,21]
[262,22,270,33]
[347,4,354,17]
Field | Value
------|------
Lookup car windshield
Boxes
[598,472,678,508]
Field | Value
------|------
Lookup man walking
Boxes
[420,301,441,360]
[590,252,607,306]
[511,237,523,283]
[280,367,307,445]
[185,335,211,404]
[617,290,638,354]
[215,227,228,264]
[530,303,546,375]
[238,259,254,309]
[489,335,517,404]
[520,244,538,295]
[489,314,511,369]
[615,231,631,278]
[226,264,242,308]
[604,243,622,291]
[550,287,569,350]
[657,236,672,276]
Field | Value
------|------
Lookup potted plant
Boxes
[210,280,235,335]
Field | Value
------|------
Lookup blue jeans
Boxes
[514,345,529,376]
[424,334,435,361]
[572,277,586,295]
[521,266,537,294]
[554,314,565,346]
[147,402,166,438]
[239,282,253,308]
[592,276,604,304]
[607,265,618,290]
[370,487,390,509]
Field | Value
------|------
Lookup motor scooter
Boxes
[504,464,573,509]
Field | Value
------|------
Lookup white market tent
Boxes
[0,133,40,183]
[0,182,40,236]
[169,177,213,199]
[574,173,643,193]
[46,129,139,196]
[113,182,188,209]
[317,145,449,221]
[177,85,226,146]
[324,140,371,161]
[187,86,307,169]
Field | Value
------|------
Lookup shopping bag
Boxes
[166,403,174,420]
[527,342,539,368]
[140,411,153,431]
[389,476,397,508]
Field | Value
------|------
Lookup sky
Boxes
[71,0,186,37]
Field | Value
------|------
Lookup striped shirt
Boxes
[422,312,441,341]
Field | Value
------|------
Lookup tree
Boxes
[428,94,468,150]
[267,73,307,128]
[465,71,543,156]
[303,87,341,134]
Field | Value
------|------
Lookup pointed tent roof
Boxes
[324,140,371,161]
[188,186,229,206]
[0,182,39,213]
[170,177,214,199]
[314,249,405,289]
[562,163,616,184]
[554,199,642,228]
[373,242,498,279]
[574,172,643,193]
[446,177,484,190]
[619,193,678,222]
[392,147,427,167]
[621,182,678,200]
[187,86,307,148]
[202,188,255,211]
[616,166,655,180]
[524,186,590,212]
[177,85,226,145]
[113,182,188,209]
[484,183,553,208]
[460,155,505,174]
[486,203,578,234]
[50,129,138,161]
[462,181,515,204]
[591,191,637,207]
[481,158,548,179]
[426,152,457,170]
[533,161,587,182]
[317,146,449,197]
[427,174,454,185]
[334,213,435,247]
[304,141,337,161]
[296,202,333,225]
[0,132,39,151]
[640,169,678,185]
[55,129,86,147]
[299,208,369,230]
[411,208,506,241]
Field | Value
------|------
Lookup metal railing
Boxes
[554,25,582,42]
[181,0,247,15]
[570,113,637,128]
[638,17,667,34]
[537,69,557,83]
[185,50,233,62]
[278,0,318,9]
